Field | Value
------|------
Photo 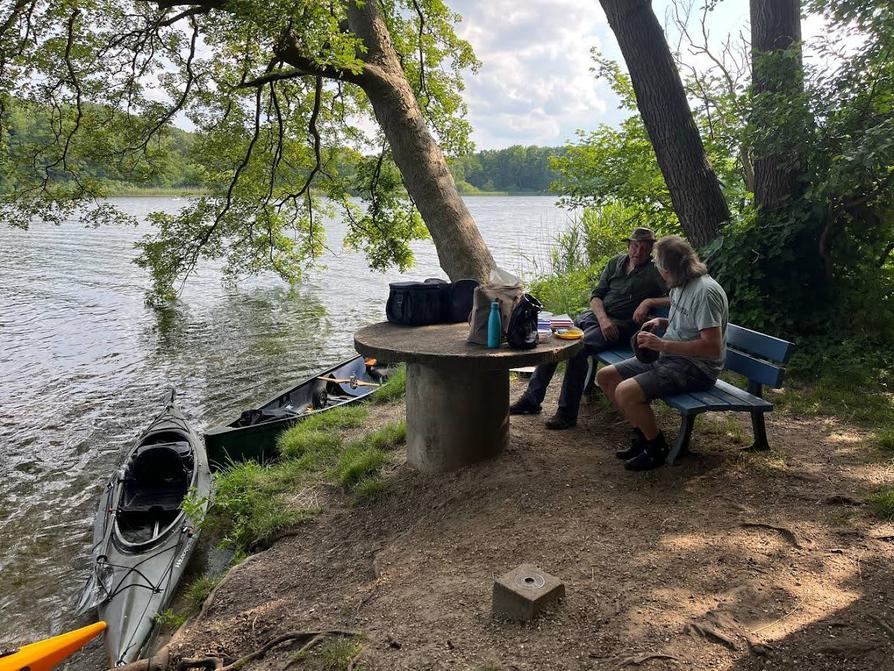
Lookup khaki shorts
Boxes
[614,356,716,401]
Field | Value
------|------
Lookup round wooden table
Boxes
[354,322,583,473]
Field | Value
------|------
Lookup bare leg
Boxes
[596,365,623,409]
[614,378,659,440]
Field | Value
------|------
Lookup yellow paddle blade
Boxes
[0,621,106,671]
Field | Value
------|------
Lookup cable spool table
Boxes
[354,322,583,473]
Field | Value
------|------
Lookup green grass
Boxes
[278,429,342,460]
[866,488,894,520]
[774,376,894,426]
[184,575,219,613]
[209,461,320,552]
[290,637,363,670]
[371,365,406,404]
[699,414,749,445]
[153,609,186,631]
[333,445,388,488]
[359,420,406,450]
[352,477,390,505]
[300,404,369,431]
[876,428,894,452]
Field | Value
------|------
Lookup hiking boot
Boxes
[615,427,646,460]
[545,413,576,430]
[509,396,542,415]
[624,432,669,471]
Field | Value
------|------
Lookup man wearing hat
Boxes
[510,227,669,429]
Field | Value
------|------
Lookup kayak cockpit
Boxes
[115,437,194,546]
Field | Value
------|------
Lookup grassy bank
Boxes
[102,184,207,196]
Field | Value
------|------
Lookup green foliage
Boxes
[876,429,894,452]
[184,574,219,613]
[209,461,319,552]
[529,266,595,317]
[153,609,186,631]
[450,145,564,193]
[0,0,480,297]
[180,487,210,531]
[867,488,894,520]
[371,365,406,404]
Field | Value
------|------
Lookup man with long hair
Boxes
[596,235,729,471]
[510,228,668,429]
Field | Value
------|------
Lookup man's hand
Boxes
[633,299,652,324]
[637,329,664,352]
[599,317,620,342]
[641,317,663,333]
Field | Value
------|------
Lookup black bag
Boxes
[631,324,660,363]
[446,279,479,323]
[506,293,543,349]
[386,278,480,326]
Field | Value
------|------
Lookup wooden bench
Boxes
[584,321,795,465]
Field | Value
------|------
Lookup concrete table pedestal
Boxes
[354,322,582,473]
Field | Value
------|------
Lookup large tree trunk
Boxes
[599,0,729,248]
[346,1,494,282]
[750,0,804,210]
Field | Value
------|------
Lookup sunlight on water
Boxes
[0,195,573,647]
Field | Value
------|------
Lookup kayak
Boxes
[76,390,211,667]
[0,621,106,671]
[204,355,388,469]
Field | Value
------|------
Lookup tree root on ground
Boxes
[740,522,802,548]
[175,630,360,671]
[620,652,679,666]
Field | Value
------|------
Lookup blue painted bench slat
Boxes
[584,321,794,465]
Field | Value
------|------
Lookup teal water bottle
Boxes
[487,299,501,348]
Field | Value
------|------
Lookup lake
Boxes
[0,195,575,646]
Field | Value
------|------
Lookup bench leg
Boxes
[667,414,695,465]
[744,410,770,452]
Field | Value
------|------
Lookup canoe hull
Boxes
[204,355,384,469]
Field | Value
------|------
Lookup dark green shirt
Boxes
[590,253,668,334]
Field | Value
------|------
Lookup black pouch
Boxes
[385,279,448,326]
[506,293,543,349]
[446,279,479,323]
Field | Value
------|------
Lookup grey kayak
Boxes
[77,390,212,667]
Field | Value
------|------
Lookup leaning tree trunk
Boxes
[750,0,804,210]
[599,0,729,248]
[346,1,495,282]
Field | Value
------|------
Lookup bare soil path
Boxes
[170,380,894,670]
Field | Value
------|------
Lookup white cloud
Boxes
[449,0,623,149]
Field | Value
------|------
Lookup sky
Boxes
[449,0,827,150]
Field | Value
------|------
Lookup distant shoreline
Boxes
[104,187,557,198]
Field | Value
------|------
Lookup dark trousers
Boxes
[521,319,630,420]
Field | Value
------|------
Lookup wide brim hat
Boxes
[626,227,656,243]
[631,326,660,364]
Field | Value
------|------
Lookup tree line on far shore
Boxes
[2,101,563,196]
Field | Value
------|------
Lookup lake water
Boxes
[0,195,574,646]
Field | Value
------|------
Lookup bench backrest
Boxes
[725,324,795,393]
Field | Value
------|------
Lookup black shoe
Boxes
[615,428,646,460]
[545,414,576,430]
[624,433,669,471]
[509,397,542,415]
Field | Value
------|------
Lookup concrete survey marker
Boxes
[492,563,565,621]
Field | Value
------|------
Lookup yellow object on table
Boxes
[555,327,584,340]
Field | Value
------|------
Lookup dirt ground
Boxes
[168,378,894,670]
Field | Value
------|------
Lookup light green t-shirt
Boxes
[663,274,729,378]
